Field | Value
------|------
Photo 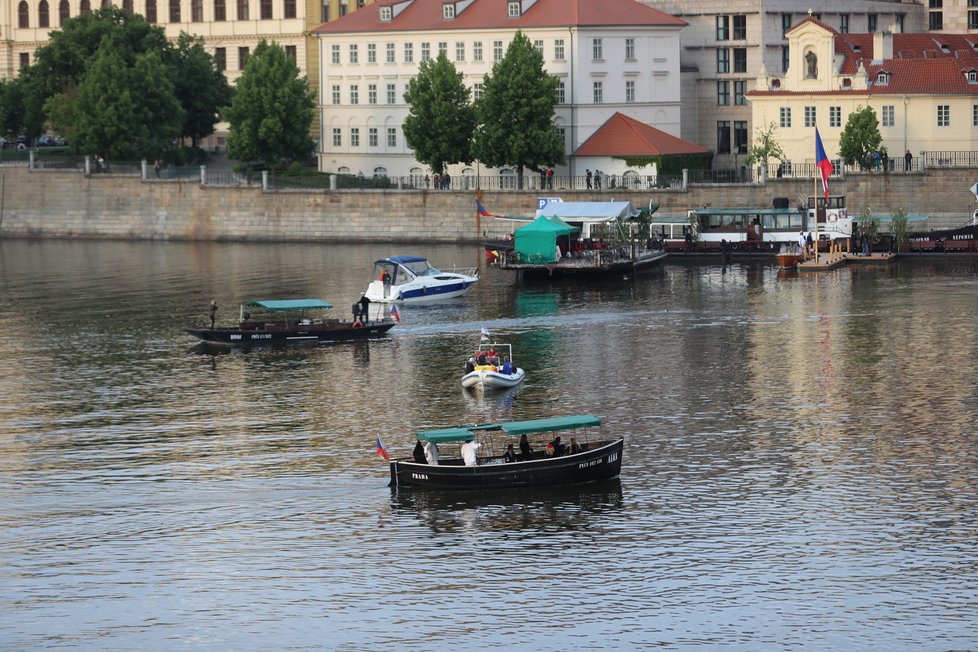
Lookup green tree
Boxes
[173,33,233,149]
[224,40,315,170]
[402,52,474,176]
[472,31,564,185]
[745,121,785,171]
[0,78,27,139]
[890,207,910,250]
[839,106,882,170]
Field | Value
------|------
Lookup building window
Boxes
[80,0,91,14]
[555,81,564,104]
[332,128,341,147]
[237,0,247,20]
[626,80,635,103]
[868,14,877,32]
[970,10,978,29]
[733,15,746,40]
[190,0,202,21]
[284,0,295,18]
[380,5,390,20]
[473,83,483,101]
[734,121,748,153]
[717,121,731,154]
[438,42,447,56]
[260,0,271,19]
[717,48,730,73]
[350,44,358,64]
[38,0,50,27]
[938,104,950,127]
[456,41,465,62]
[717,81,730,105]
[780,107,791,128]
[733,48,746,73]
[839,14,849,33]
[717,15,729,40]
[896,14,904,31]
[804,105,816,127]
[387,128,397,148]
[625,38,635,60]
[930,0,943,6]
[493,40,503,61]
[339,2,345,16]
[387,83,396,104]
[734,80,746,105]
[593,81,603,103]
[385,43,395,63]
[214,0,226,20]
[404,43,413,63]
[473,41,483,61]
[782,13,792,37]
[59,0,69,24]
[351,128,360,147]
[215,47,226,71]
[238,46,249,69]
[782,46,789,73]
[321,3,329,21]
[368,43,376,63]
[442,3,454,19]
[507,1,519,18]
[169,0,180,22]
[929,11,943,30]
[368,84,377,104]
[20,52,30,68]
[555,39,564,60]
[331,85,341,104]
[972,105,978,127]
[369,128,378,147]
[592,38,603,60]
[830,106,841,127]
[533,39,543,54]
[421,42,430,62]
[350,85,359,104]
[285,45,296,62]
[331,44,340,64]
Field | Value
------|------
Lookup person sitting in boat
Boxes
[465,357,476,374]
[424,441,440,465]
[550,436,566,457]
[504,444,518,463]
[413,440,427,464]
[501,358,513,375]
[461,439,481,466]
[477,352,488,365]
[519,434,533,461]
[569,437,584,455]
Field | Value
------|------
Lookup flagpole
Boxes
[813,167,819,264]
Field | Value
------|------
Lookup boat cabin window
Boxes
[808,196,845,210]
[761,211,803,230]
[400,259,439,277]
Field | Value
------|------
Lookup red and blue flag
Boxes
[815,127,834,199]
[376,436,390,462]
[476,200,496,217]
[390,304,400,322]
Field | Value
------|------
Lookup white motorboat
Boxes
[461,342,525,390]
[364,256,478,303]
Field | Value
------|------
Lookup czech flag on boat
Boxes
[480,327,490,342]
[390,304,400,322]
[476,200,497,217]
[815,127,834,199]
[376,436,390,462]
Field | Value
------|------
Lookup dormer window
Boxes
[508,1,520,17]
[842,77,852,88]
[443,3,454,19]
[380,5,392,21]
[969,71,977,83]
[877,72,889,85]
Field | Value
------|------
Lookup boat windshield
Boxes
[400,259,440,277]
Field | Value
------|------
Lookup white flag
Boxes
[480,327,490,341]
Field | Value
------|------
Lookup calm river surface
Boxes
[1,239,977,650]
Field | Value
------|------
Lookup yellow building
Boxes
[747,16,978,170]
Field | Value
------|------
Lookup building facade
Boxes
[747,17,978,170]
[312,0,687,181]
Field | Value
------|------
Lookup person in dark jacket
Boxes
[519,434,533,461]
[413,440,427,463]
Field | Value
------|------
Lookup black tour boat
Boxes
[185,299,396,346]
[388,415,623,489]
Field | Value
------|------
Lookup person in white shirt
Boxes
[424,441,440,465]
[461,440,481,466]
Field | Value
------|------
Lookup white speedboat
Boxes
[461,343,525,390]
[364,256,478,303]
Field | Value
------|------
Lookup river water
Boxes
[1,239,977,650]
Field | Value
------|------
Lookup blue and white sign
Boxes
[971,183,978,199]
[537,197,564,211]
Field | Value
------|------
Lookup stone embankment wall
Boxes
[0,166,971,242]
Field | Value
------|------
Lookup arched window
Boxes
[338,166,351,175]
[80,0,92,14]
[59,0,70,24]
[39,0,50,27]
[145,0,156,21]
[18,1,29,28]
[373,166,388,177]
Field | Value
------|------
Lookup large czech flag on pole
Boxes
[815,127,834,199]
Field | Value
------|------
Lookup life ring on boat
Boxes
[353,320,363,328]
[731,242,739,251]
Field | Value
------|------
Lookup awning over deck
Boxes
[416,415,602,443]
[242,299,333,311]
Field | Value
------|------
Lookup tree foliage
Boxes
[402,52,475,176]
[472,31,564,181]
[839,106,883,169]
[224,40,315,170]
[745,121,785,168]
[173,33,233,148]
[0,78,27,139]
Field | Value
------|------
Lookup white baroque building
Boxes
[312,0,689,180]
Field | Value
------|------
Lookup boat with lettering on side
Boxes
[364,256,478,303]
[461,341,525,390]
[388,415,622,489]
[185,299,396,346]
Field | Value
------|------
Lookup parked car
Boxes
[37,135,67,147]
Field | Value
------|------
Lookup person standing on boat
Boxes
[424,441,440,465]
[209,299,218,329]
[461,439,481,466]
[413,440,427,464]
[358,292,371,324]
[381,268,392,299]
[519,434,533,461]
[798,231,806,258]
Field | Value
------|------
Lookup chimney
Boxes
[873,30,894,61]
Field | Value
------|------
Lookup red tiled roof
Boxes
[574,112,710,157]
[313,0,685,34]
[836,33,978,74]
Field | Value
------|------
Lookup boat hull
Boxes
[775,253,802,269]
[389,438,623,489]
[185,321,395,345]
[461,368,525,389]
[501,250,666,276]
[367,277,477,303]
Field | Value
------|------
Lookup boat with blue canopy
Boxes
[185,298,396,346]
[388,415,623,489]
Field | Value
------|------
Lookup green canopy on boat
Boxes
[416,427,477,444]
[416,415,601,443]
[242,299,333,311]
[513,215,579,264]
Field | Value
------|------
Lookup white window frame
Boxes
[938,104,950,127]
[780,107,792,128]
[882,105,895,127]
[592,38,603,61]
[555,39,564,61]
[442,3,454,19]
[593,81,603,103]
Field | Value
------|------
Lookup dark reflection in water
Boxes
[1,240,978,650]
